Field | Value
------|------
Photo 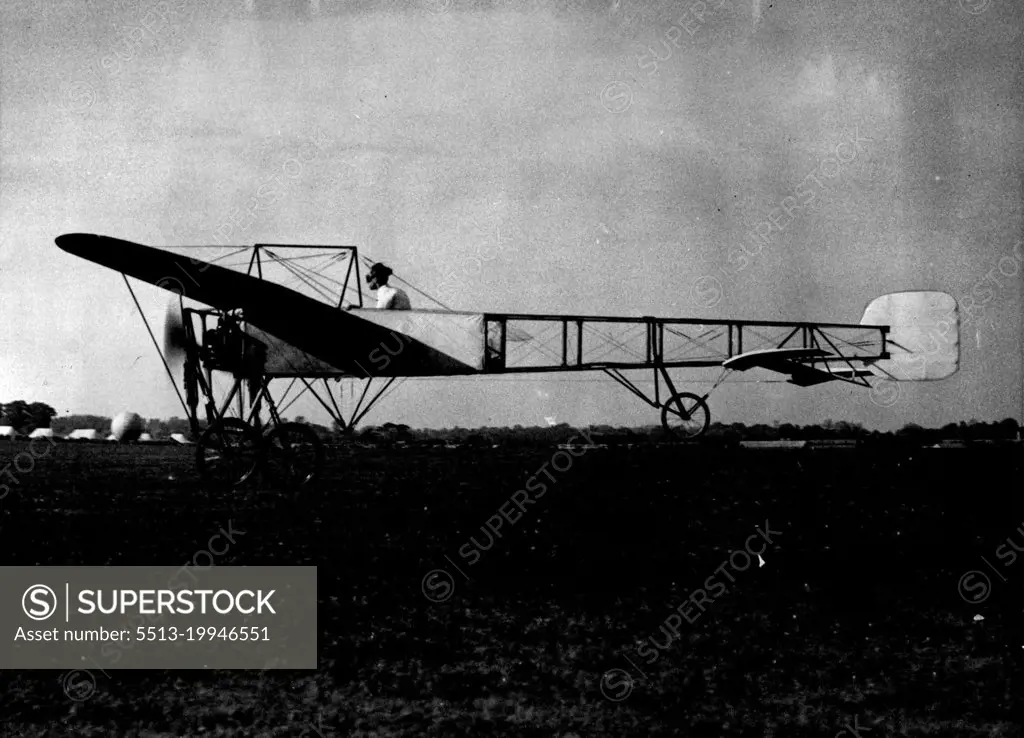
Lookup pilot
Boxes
[365,262,411,310]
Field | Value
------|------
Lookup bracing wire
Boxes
[121,275,190,418]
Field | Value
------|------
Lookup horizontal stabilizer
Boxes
[785,366,876,387]
[723,347,832,371]
[861,291,959,381]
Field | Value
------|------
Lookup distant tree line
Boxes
[48,416,194,439]
[2,400,1020,443]
[349,418,1022,446]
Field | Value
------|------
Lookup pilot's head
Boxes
[366,263,392,290]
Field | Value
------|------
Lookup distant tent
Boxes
[0,426,19,439]
[105,434,117,441]
[138,433,154,442]
[170,433,192,445]
[67,429,98,440]
[28,428,54,439]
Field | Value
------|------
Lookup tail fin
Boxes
[860,291,959,381]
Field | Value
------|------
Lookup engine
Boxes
[201,317,267,376]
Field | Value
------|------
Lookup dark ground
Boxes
[0,439,1021,737]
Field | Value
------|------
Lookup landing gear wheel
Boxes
[196,418,261,487]
[264,422,324,486]
[661,392,711,440]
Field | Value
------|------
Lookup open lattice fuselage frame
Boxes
[182,243,892,432]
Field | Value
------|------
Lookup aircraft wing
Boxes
[55,233,481,377]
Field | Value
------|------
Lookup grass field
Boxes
[0,439,1020,737]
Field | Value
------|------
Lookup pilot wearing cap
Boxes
[365,262,411,310]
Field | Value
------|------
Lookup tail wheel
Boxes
[264,422,324,486]
[661,392,711,440]
[196,418,260,487]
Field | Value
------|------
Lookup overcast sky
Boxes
[1,0,1021,430]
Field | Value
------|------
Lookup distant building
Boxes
[170,433,192,445]
[138,433,154,442]
[67,429,98,440]
[740,440,808,449]
[0,426,21,439]
[28,428,54,439]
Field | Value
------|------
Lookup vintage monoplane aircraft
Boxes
[55,233,959,487]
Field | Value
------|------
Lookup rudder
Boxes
[860,291,959,381]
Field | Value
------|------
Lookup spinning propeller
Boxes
[162,299,194,364]
[160,298,202,422]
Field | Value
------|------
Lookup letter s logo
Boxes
[22,584,58,621]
